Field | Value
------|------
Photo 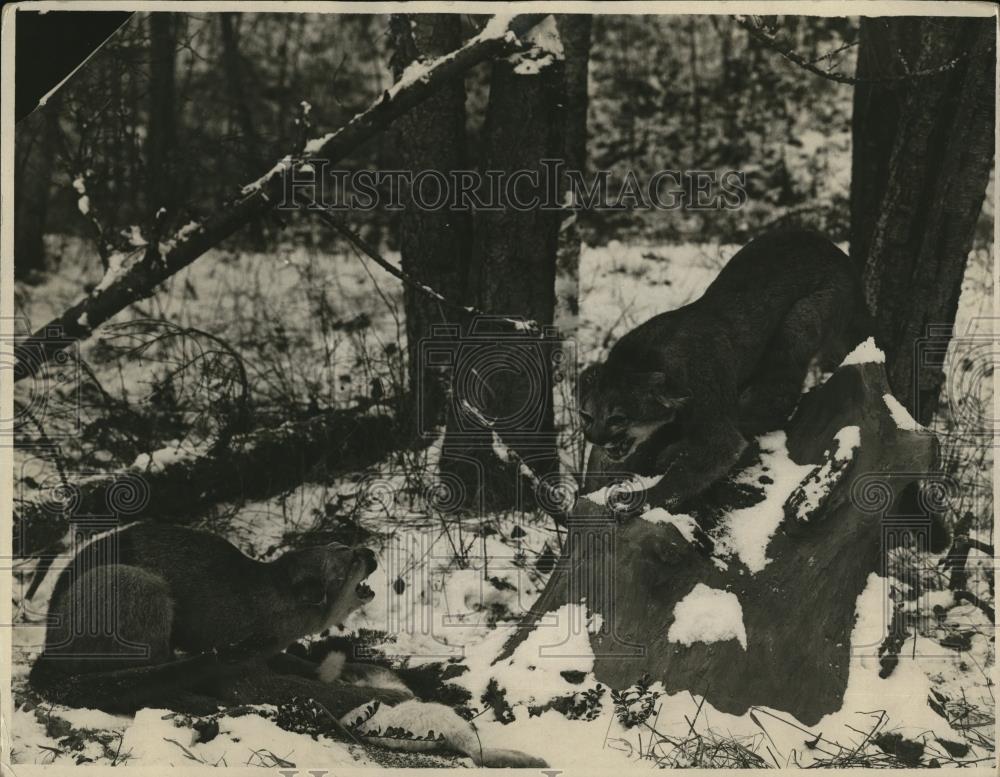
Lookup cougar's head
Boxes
[578,362,689,463]
[278,542,379,630]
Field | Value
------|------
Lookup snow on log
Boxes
[15,407,398,560]
[495,359,941,725]
[13,14,549,383]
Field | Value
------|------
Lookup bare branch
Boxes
[736,15,968,86]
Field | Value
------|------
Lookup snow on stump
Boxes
[497,356,943,726]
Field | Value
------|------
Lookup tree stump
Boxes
[497,360,943,725]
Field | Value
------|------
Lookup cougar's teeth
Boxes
[355,581,375,602]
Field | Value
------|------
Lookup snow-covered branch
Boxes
[14,14,548,383]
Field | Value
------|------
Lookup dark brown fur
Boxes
[29,521,409,717]
[580,229,869,504]
[29,522,548,766]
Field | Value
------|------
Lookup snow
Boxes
[508,15,564,75]
[72,174,91,216]
[840,336,885,366]
[667,583,747,650]
[92,250,140,293]
[117,707,362,766]
[458,603,597,708]
[712,431,812,573]
[791,425,861,522]
[834,424,861,457]
[131,439,207,472]
[584,473,662,506]
[240,154,293,196]
[640,507,699,543]
[479,14,517,42]
[12,217,992,768]
[302,131,335,156]
[884,393,925,432]
[124,224,147,247]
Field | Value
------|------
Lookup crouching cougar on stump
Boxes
[580,228,871,506]
[29,521,545,768]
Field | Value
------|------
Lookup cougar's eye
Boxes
[579,410,594,424]
[607,413,628,427]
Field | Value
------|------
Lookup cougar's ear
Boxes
[637,371,691,410]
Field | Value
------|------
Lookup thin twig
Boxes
[736,15,968,86]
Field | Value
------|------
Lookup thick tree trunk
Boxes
[441,41,566,512]
[553,15,592,337]
[497,360,940,725]
[146,12,179,218]
[388,14,472,439]
[850,17,995,425]
[14,106,58,280]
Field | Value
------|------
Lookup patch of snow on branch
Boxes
[72,174,91,215]
[303,132,336,156]
[883,394,925,431]
[840,336,885,366]
[240,154,293,195]
[508,16,564,75]
[92,252,137,294]
[479,14,517,41]
[131,439,207,472]
[157,220,202,257]
[668,583,747,650]
[124,225,147,247]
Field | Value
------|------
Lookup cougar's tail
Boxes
[28,651,225,714]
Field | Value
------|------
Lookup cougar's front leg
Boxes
[646,420,747,509]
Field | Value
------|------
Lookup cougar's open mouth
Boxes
[354,580,375,602]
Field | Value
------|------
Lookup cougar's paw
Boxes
[477,748,549,768]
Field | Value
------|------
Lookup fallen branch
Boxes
[15,405,402,561]
[14,14,547,383]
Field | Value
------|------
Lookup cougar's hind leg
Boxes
[38,564,174,676]
[738,292,836,438]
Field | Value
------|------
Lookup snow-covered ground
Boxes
[10,232,995,768]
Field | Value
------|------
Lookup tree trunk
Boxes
[146,12,178,217]
[14,106,58,280]
[441,40,566,511]
[553,15,592,337]
[851,17,995,425]
[388,14,472,440]
[497,359,941,725]
[219,12,267,247]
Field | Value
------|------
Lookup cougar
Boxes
[580,228,869,506]
[28,521,544,767]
